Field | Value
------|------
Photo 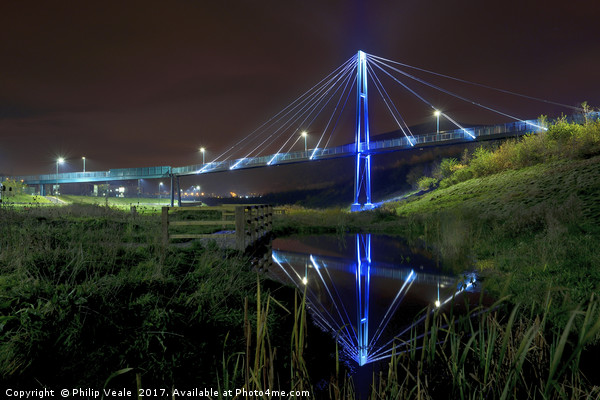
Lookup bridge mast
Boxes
[356,233,372,365]
[351,50,374,211]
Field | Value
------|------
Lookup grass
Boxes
[2,119,599,397]
[214,282,600,399]
[1,199,599,397]
[56,195,172,211]
[0,193,52,204]
[366,295,600,399]
[0,204,283,390]
[272,120,600,330]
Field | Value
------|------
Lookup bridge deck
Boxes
[13,118,544,185]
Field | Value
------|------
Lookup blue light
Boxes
[526,121,548,131]
[352,50,373,212]
[272,252,282,265]
[309,254,322,269]
[229,158,246,170]
[463,128,476,139]
[267,153,279,166]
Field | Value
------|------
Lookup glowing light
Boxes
[526,121,548,131]
[434,110,441,133]
[302,277,308,285]
[435,300,441,308]
[57,157,65,164]
[229,158,245,170]
[463,128,476,139]
[267,153,279,165]
[351,50,372,212]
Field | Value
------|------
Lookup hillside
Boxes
[390,154,600,323]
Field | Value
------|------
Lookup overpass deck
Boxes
[13,118,544,185]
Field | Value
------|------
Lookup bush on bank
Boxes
[435,116,600,189]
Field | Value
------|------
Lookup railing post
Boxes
[267,205,273,233]
[162,206,169,244]
[235,206,246,251]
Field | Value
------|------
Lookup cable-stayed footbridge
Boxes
[12,51,585,208]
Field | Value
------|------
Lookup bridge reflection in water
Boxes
[270,234,477,366]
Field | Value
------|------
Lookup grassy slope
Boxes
[57,195,171,206]
[0,194,52,203]
[392,155,600,323]
[395,156,600,222]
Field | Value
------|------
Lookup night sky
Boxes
[2,0,600,185]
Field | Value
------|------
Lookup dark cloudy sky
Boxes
[2,0,599,177]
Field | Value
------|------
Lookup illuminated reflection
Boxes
[271,234,478,366]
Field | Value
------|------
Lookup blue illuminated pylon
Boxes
[356,233,371,365]
[351,50,374,212]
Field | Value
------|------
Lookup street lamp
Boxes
[199,147,206,165]
[159,182,163,201]
[56,157,64,195]
[434,110,441,133]
[82,156,86,173]
[301,131,308,153]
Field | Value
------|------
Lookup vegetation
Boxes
[1,117,599,397]
[226,289,600,399]
[426,115,600,189]
[0,204,290,390]
[388,118,600,326]
[54,195,172,212]
[273,118,600,326]
[1,179,50,204]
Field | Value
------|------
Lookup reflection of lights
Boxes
[271,238,480,367]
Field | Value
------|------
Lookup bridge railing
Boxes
[14,116,558,183]
[14,165,172,184]
[109,166,171,178]
[174,117,546,176]
[23,170,111,183]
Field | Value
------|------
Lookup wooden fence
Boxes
[162,204,273,251]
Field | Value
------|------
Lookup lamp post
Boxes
[301,131,308,153]
[56,157,64,195]
[200,147,206,165]
[434,110,441,134]
[159,182,163,201]
[82,157,86,173]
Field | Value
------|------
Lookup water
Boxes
[269,233,481,379]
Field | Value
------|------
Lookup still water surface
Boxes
[270,233,480,368]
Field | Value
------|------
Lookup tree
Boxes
[1,178,26,197]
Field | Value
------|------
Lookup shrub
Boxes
[438,158,459,179]
[417,176,438,191]
[469,147,497,177]
[431,117,600,191]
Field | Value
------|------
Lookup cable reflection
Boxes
[271,234,477,366]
